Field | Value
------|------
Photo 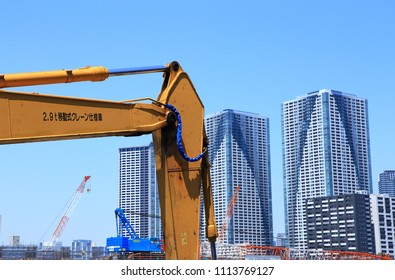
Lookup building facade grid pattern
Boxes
[378,171,395,197]
[202,109,273,246]
[306,193,374,254]
[118,144,162,240]
[282,89,372,251]
[371,194,395,258]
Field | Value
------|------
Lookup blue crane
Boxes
[106,208,162,254]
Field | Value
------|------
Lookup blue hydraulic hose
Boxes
[164,104,206,162]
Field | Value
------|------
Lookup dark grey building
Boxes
[92,245,107,260]
[306,192,375,254]
[0,245,37,260]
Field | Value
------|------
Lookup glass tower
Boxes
[282,89,372,251]
[118,143,162,239]
[378,170,395,197]
[203,109,272,246]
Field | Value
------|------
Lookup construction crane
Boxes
[47,176,91,247]
[217,185,241,243]
[106,208,162,258]
[127,210,161,219]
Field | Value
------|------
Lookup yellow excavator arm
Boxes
[0,61,217,260]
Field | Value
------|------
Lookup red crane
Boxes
[217,185,241,243]
[47,176,91,247]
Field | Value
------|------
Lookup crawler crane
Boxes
[106,208,162,258]
[0,61,218,260]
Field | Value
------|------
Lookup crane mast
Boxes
[48,176,91,247]
[217,186,240,243]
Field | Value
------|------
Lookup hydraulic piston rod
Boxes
[108,65,167,77]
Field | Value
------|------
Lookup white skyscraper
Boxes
[118,143,162,239]
[370,194,395,258]
[282,89,372,251]
[202,109,272,246]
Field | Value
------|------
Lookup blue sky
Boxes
[1,0,395,246]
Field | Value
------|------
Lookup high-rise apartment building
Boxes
[378,170,395,197]
[306,192,375,254]
[202,109,272,246]
[370,194,395,258]
[282,89,372,251]
[118,144,162,239]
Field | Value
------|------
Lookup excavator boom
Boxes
[0,62,217,260]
